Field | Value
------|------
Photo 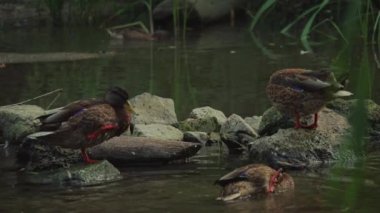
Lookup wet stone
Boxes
[20,160,122,186]
[0,105,44,143]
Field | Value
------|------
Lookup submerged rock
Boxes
[129,93,178,125]
[0,105,44,143]
[88,136,201,164]
[132,124,184,141]
[249,108,354,169]
[20,160,122,186]
[220,114,259,154]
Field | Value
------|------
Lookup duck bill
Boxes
[125,101,135,114]
[125,101,135,135]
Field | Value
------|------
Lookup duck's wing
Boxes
[285,73,331,91]
[39,99,101,130]
[215,164,262,186]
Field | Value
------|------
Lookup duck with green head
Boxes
[27,86,134,163]
[266,68,352,129]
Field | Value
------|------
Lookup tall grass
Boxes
[326,0,376,211]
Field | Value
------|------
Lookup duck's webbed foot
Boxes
[81,148,97,164]
[294,113,318,129]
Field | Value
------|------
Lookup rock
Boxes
[132,124,184,140]
[258,107,294,136]
[180,107,227,133]
[129,93,178,125]
[179,117,220,133]
[189,106,227,125]
[17,141,81,171]
[183,131,210,145]
[0,105,44,143]
[220,114,259,154]
[327,99,380,130]
[244,116,262,132]
[20,160,122,186]
[249,108,354,169]
[88,136,202,164]
[209,132,222,144]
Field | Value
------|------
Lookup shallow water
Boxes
[1,25,380,212]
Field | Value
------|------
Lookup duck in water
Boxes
[215,164,294,201]
[27,86,134,163]
[266,68,352,129]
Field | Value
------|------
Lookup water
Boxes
[1,25,380,212]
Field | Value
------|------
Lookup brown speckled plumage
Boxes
[266,68,351,128]
[216,164,294,201]
[40,104,127,149]
[29,87,133,163]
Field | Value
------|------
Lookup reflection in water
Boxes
[1,26,380,212]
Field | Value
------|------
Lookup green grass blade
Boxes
[280,5,320,37]
[300,0,330,52]
[372,11,380,68]
[249,0,277,31]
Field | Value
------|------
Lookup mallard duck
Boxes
[266,68,352,129]
[215,164,294,201]
[27,86,134,163]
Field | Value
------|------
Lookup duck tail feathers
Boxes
[26,131,55,140]
[333,90,353,97]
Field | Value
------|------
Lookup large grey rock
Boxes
[179,106,226,133]
[220,114,259,154]
[189,106,227,125]
[244,116,262,132]
[249,108,354,169]
[20,160,122,186]
[0,105,44,142]
[179,117,220,133]
[89,136,201,164]
[132,124,184,140]
[129,93,178,125]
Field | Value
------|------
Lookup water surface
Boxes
[1,25,380,212]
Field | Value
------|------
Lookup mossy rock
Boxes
[20,160,122,186]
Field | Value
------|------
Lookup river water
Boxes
[1,25,380,212]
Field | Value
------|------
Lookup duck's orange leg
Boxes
[303,113,318,129]
[294,113,318,129]
[81,147,97,164]
[294,112,302,129]
[86,124,118,140]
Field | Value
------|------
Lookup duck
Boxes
[266,68,352,129]
[107,28,169,41]
[27,86,134,163]
[215,164,294,201]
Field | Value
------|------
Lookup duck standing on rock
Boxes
[27,87,134,163]
[266,68,352,129]
[215,164,294,201]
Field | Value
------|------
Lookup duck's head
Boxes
[105,86,134,112]
[268,168,283,193]
[268,168,295,193]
